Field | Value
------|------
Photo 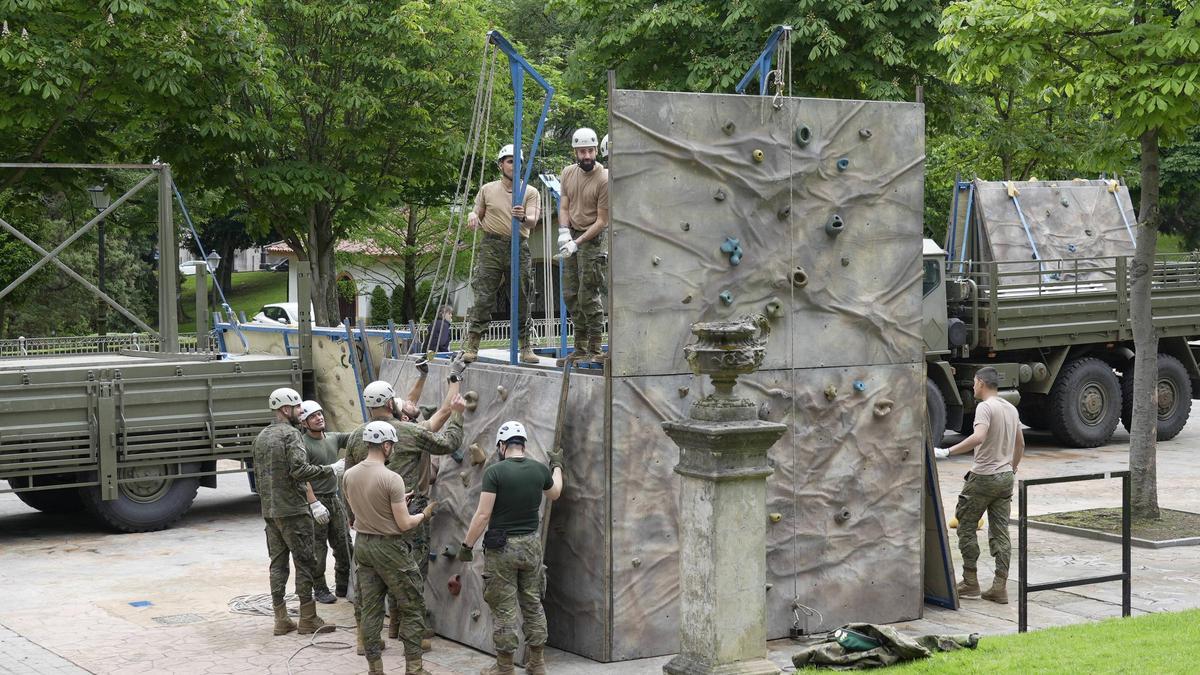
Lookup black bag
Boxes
[482,528,508,551]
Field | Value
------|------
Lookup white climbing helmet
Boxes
[571,127,598,149]
[298,400,323,421]
[269,387,302,410]
[495,420,528,447]
[363,380,396,408]
[363,420,398,445]
[497,144,523,162]
[600,133,610,158]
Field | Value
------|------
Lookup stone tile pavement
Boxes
[1,426,1197,674]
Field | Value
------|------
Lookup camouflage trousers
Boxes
[562,231,606,345]
[355,533,425,660]
[312,491,352,591]
[465,234,534,340]
[483,532,548,654]
[388,496,433,639]
[955,471,1014,577]
[264,513,319,604]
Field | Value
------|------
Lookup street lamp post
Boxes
[87,185,112,337]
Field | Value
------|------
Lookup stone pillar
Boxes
[663,315,787,675]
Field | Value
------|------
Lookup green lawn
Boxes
[179,270,288,333]
[881,609,1200,673]
[1156,232,1188,253]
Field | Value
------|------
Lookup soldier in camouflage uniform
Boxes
[458,421,564,675]
[344,373,466,653]
[251,387,339,637]
[343,420,438,675]
[556,127,610,364]
[462,143,542,364]
[298,400,352,603]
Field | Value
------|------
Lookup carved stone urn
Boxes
[683,313,770,422]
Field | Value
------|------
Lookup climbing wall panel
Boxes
[972,178,1137,287]
[608,91,925,378]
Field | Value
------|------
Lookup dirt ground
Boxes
[2,423,1198,674]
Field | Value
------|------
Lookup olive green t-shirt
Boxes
[475,179,540,239]
[482,456,552,536]
[559,163,609,231]
[302,431,349,495]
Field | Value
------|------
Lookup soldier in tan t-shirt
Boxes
[556,126,610,363]
[461,143,542,364]
[936,366,1024,605]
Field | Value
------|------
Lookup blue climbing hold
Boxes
[721,236,743,266]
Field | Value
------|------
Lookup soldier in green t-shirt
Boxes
[458,421,564,675]
[298,400,352,604]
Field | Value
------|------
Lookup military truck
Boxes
[923,179,1200,448]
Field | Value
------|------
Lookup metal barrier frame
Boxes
[1018,470,1131,632]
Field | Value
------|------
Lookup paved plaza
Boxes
[2,425,1197,674]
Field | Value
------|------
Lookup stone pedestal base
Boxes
[663,654,781,675]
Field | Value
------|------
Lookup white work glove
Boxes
[329,458,346,478]
[559,239,578,258]
[934,447,950,459]
[556,227,572,248]
[309,500,330,525]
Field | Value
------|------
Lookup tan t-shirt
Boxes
[343,459,407,536]
[475,179,539,238]
[560,163,609,231]
[972,396,1020,475]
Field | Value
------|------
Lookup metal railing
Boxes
[372,318,607,349]
[1018,470,1131,632]
[0,332,213,358]
[952,253,1200,300]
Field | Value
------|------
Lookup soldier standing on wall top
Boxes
[458,421,564,675]
[343,420,438,675]
[251,387,341,637]
[557,127,610,364]
[462,144,542,365]
[935,366,1025,604]
[298,399,352,604]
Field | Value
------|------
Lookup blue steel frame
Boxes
[735,25,792,95]
[488,30,556,364]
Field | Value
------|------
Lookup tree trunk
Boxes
[1129,128,1161,520]
[404,206,419,322]
[307,205,339,326]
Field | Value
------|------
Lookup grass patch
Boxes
[1032,507,1200,542]
[179,270,287,333]
[884,609,1200,673]
[1156,232,1188,253]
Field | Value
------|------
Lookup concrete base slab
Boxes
[663,655,781,675]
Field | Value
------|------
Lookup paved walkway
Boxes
[1,425,1197,674]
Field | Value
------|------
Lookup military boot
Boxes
[519,340,540,364]
[956,568,981,598]
[481,651,515,675]
[463,332,482,363]
[406,652,432,675]
[981,574,1009,604]
[297,600,329,634]
[272,603,296,636]
[368,656,385,674]
[335,583,348,598]
[422,638,432,652]
[585,335,606,365]
[314,586,336,604]
[526,645,547,675]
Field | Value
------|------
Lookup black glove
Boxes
[448,355,468,382]
[415,353,430,375]
[457,542,474,562]
[546,448,564,472]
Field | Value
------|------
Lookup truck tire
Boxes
[8,477,85,514]
[1120,354,1192,441]
[1018,394,1050,430]
[1048,357,1122,448]
[926,378,947,449]
[79,463,200,533]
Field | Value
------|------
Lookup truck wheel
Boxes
[1120,354,1192,441]
[926,378,947,449]
[1018,394,1050,430]
[8,477,85,514]
[79,463,200,533]
[1049,357,1122,448]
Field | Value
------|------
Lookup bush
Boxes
[368,285,391,326]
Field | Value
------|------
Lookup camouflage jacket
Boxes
[343,413,464,495]
[252,421,334,519]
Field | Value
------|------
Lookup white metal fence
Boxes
[0,332,210,358]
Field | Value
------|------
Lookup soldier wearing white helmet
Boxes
[298,399,353,604]
[461,142,543,364]
[252,387,339,638]
[600,133,610,159]
[459,420,564,675]
[557,126,610,364]
[343,419,438,675]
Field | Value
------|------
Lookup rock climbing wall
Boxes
[378,89,927,662]
[971,179,1138,287]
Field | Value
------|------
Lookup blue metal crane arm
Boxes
[487,30,556,365]
[735,25,792,95]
